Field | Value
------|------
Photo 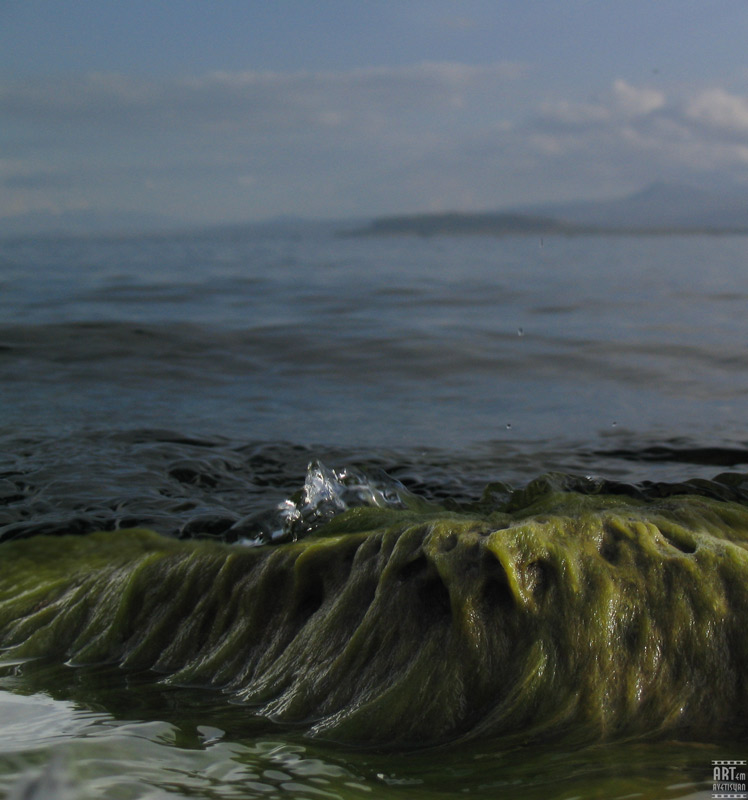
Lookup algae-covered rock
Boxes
[1,489,748,747]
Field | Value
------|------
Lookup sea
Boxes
[1,224,747,798]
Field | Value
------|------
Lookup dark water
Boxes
[1,226,747,797]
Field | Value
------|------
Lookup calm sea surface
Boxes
[1,226,747,798]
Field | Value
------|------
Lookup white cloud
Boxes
[538,80,665,130]
[517,80,748,192]
[685,88,748,134]
[611,79,665,117]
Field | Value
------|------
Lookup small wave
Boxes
[597,442,748,467]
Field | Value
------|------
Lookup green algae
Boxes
[1,488,748,748]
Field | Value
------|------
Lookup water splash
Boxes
[235,461,408,545]
[276,461,407,542]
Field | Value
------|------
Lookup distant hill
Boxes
[516,182,748,230]
[350,183,748,238]
[350,212,574,237]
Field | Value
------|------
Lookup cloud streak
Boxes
[1,62,527,129]
[2,63,748,221]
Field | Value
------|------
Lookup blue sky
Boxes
[2,1,748,224]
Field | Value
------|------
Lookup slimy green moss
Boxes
[1,490,747,747]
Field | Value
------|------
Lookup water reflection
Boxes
[0,677,730,799]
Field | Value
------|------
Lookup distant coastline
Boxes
[6,182,748,239]
[346,211,748,238]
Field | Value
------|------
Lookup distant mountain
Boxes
[349,212,575,238]
[0,209,181,238]
[517,182,748,230]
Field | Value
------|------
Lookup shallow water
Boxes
[1,226,747,797]
[0,661,735,799]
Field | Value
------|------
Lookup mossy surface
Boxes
[1,490,747,747]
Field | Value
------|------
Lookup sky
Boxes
[2,0,748,226]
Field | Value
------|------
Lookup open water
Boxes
[1,224,747,798]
